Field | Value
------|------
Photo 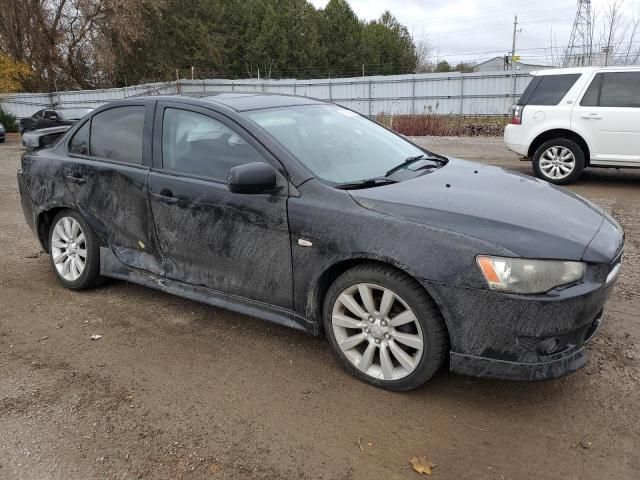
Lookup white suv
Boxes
[504,66,640,184]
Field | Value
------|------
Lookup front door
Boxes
[148,103,293,309]
[572,71,640,165]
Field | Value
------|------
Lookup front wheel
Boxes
[533,138,585,185]
[49,210,104,290]
[323,264,449,391]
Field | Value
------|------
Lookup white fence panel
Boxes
[0,71,533,119]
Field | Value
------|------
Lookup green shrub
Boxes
[0,107,18,132]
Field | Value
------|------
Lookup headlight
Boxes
[476,256,586,294]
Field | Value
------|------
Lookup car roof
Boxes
[132,93,326,112]
[531,66,640,76]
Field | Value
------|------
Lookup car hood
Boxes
[350,158,611,261]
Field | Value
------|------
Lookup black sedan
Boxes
[17,94,624,391]
[0,122,5,142]
[19,107,93,133]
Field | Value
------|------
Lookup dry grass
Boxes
[377,114,508,137]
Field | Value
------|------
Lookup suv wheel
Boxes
[49,210,104,290]
[323,264,448,391]
[533,138,585,185]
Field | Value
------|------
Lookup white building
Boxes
[474,56,552,73]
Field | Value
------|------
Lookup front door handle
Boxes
[581,113,603,120]
[65,175,87,185]
[151,191,179,205]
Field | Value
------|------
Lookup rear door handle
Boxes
[65,175,87,185]
[581,113,603,120]
[151,192,179,204]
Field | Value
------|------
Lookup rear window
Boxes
[90,106,145,164]
[518,74,581,106]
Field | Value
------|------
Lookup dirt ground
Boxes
[1,133,638,480]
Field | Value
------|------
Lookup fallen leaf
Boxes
[208,463,220,474]
[90,334,102,341]
[39,336,49,341]
[410,456,436,475]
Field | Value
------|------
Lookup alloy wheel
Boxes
[331,283,424,381]
[51,216,87,282]
[539,146,576,180]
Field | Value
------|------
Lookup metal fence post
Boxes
[329,79,333,102]
[293,81,297,96]
[460,75,465,115]
[411,77,416,115]
[368,79,372,117]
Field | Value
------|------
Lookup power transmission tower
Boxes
[564,0,593,67]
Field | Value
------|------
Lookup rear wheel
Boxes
[323,264,449,391]
[533,138,585,185]
[49,210,103,290]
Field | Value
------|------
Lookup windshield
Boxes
[58,108,93,121]
[245,105,433,184]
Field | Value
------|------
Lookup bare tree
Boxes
[413,35,434,73]
[0,0,153,91]
[593,0,638,66]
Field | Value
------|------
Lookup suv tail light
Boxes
[509,105,523,125]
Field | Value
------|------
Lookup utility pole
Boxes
[511,14,519,71]
[510,14,519,103]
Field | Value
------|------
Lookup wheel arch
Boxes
[528,129,591,165]
[36,207,69,252]
[311,258,449,339]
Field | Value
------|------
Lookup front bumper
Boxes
[424,257,621,381]
[450,308,604,381]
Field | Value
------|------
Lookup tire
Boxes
[533,138,585,185]
[323,263,449,391]
[48,209,104,290]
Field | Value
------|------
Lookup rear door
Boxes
[65,103,163,274]
[148,102,293,308]
[571,71,640,165]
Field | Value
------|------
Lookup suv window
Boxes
[69,121,90,155]
[600,72,640,108]
[580,74,603,106]
[518,74,581,106]
[90,106,145,164]
[162,108,264,180]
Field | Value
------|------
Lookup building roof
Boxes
[474,56,551,69]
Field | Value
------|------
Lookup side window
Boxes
[580,74,603,107]
[600,72,640,108]
[162,108,264,180]
[525,74,581,106]
[69,121,90,155]
[90,106,145,164]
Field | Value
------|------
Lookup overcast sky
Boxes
[309,0,640,65]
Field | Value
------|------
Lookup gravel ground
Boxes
[1,133,639,480]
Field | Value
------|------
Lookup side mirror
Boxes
[227,162,279,194]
